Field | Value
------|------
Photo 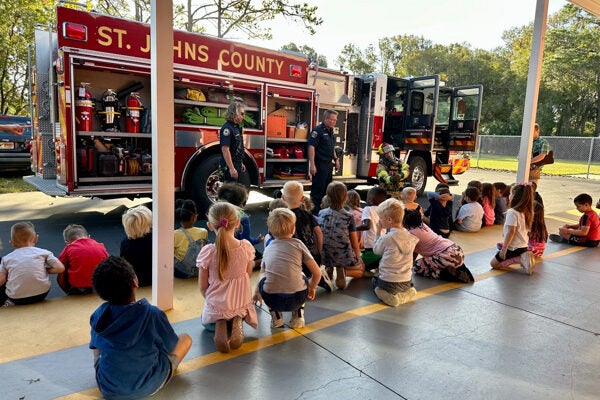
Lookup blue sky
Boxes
[240,0,567,68]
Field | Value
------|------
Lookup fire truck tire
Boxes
[408,156,427,196]
[189,154,250,214]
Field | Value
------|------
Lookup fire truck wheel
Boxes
[408,156,427,196]
[189,154,250,214]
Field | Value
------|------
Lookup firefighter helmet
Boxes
[378,143,395,155]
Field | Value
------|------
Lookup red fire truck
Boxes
[25,6,482,211]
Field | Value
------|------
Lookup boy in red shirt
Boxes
[550,193,600,247]
[58,224,109,294]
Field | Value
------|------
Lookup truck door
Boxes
[447,85,483,152]
[403,75,439,152]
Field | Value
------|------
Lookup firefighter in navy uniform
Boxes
[308,110,340,214]
[376,143,410,198]
[219,101,246,182]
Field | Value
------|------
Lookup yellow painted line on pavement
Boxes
[50,244,591,400]
[546,214,578,224]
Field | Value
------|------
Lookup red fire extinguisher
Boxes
[125,92,143,133]
[75,82,93,131]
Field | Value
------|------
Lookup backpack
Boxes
[174,228,206,278]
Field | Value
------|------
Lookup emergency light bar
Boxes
[63,22,87,42]
[289,65,303,78]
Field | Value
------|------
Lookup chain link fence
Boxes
[474,135,600,179]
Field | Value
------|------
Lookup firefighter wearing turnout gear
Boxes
[219,101,246,182]
[376,143,410,196]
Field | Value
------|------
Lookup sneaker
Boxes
[397,287,417,305]
[318,266,334,293]
[549,234,565,243]
[270,310,284,328]
[520,251,536,275]
[214,319,230,353]
[2,299,15,307]
[289,308,305,329]
[374,287,400,307]
[229,316,244,350]
[335,268,347,290]
[455,264,475,283]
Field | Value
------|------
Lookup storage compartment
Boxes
[295,127,308,139]
[267,115,286,137]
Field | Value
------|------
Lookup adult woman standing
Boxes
[220,101,246,182]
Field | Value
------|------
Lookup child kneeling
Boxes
[254,208,321,329]
[372,198,419,306]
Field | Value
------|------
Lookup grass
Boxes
[472,154,600,176]
[0,173,36,194]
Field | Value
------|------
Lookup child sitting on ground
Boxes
[319,182,368,290]
[254,208,322,329]
[455,186,484,232]
[217,182,264,268]
[58,224,108,294]
[282,181,332,292]
[493,182,508,225]
[372,198,419,306]
[490,183,536,274]
[120,205,153,287]
[174,199,208,278]
[345,189,364,249]
[90,256,192,399]
[481,182,496,227]
[529,200,548,257]
[356,186,388,271]
[263,198,288,248]
[403,209,474,283]
[0,222,65,306]
[425,184,454,238]
[550,193,600,247]
[198,201,258,353]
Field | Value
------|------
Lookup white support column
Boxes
[151,0,174,310]
[517,0,549,183]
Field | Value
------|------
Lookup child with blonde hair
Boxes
[198,201,257,353]
[120,205,153,286]
[282,181,332,292]
[263,198,288,248]
[319,181,368,290]
[0,222,65,306]
[254,208,322,328]
[372,199,419,306]
[490,183,536,274]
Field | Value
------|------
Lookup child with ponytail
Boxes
[198,201,257,353]
[490,183,536,274]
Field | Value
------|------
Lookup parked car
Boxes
[0,115,32,173]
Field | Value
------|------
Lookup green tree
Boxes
[543,4,600,136]
[336,43,378,75]
[0,1,53,115]
[280,43,327,67]
[179,0,322,39]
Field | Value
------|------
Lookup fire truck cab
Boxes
[351,73,483,194]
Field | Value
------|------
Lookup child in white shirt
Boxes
[372,198,419,306]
